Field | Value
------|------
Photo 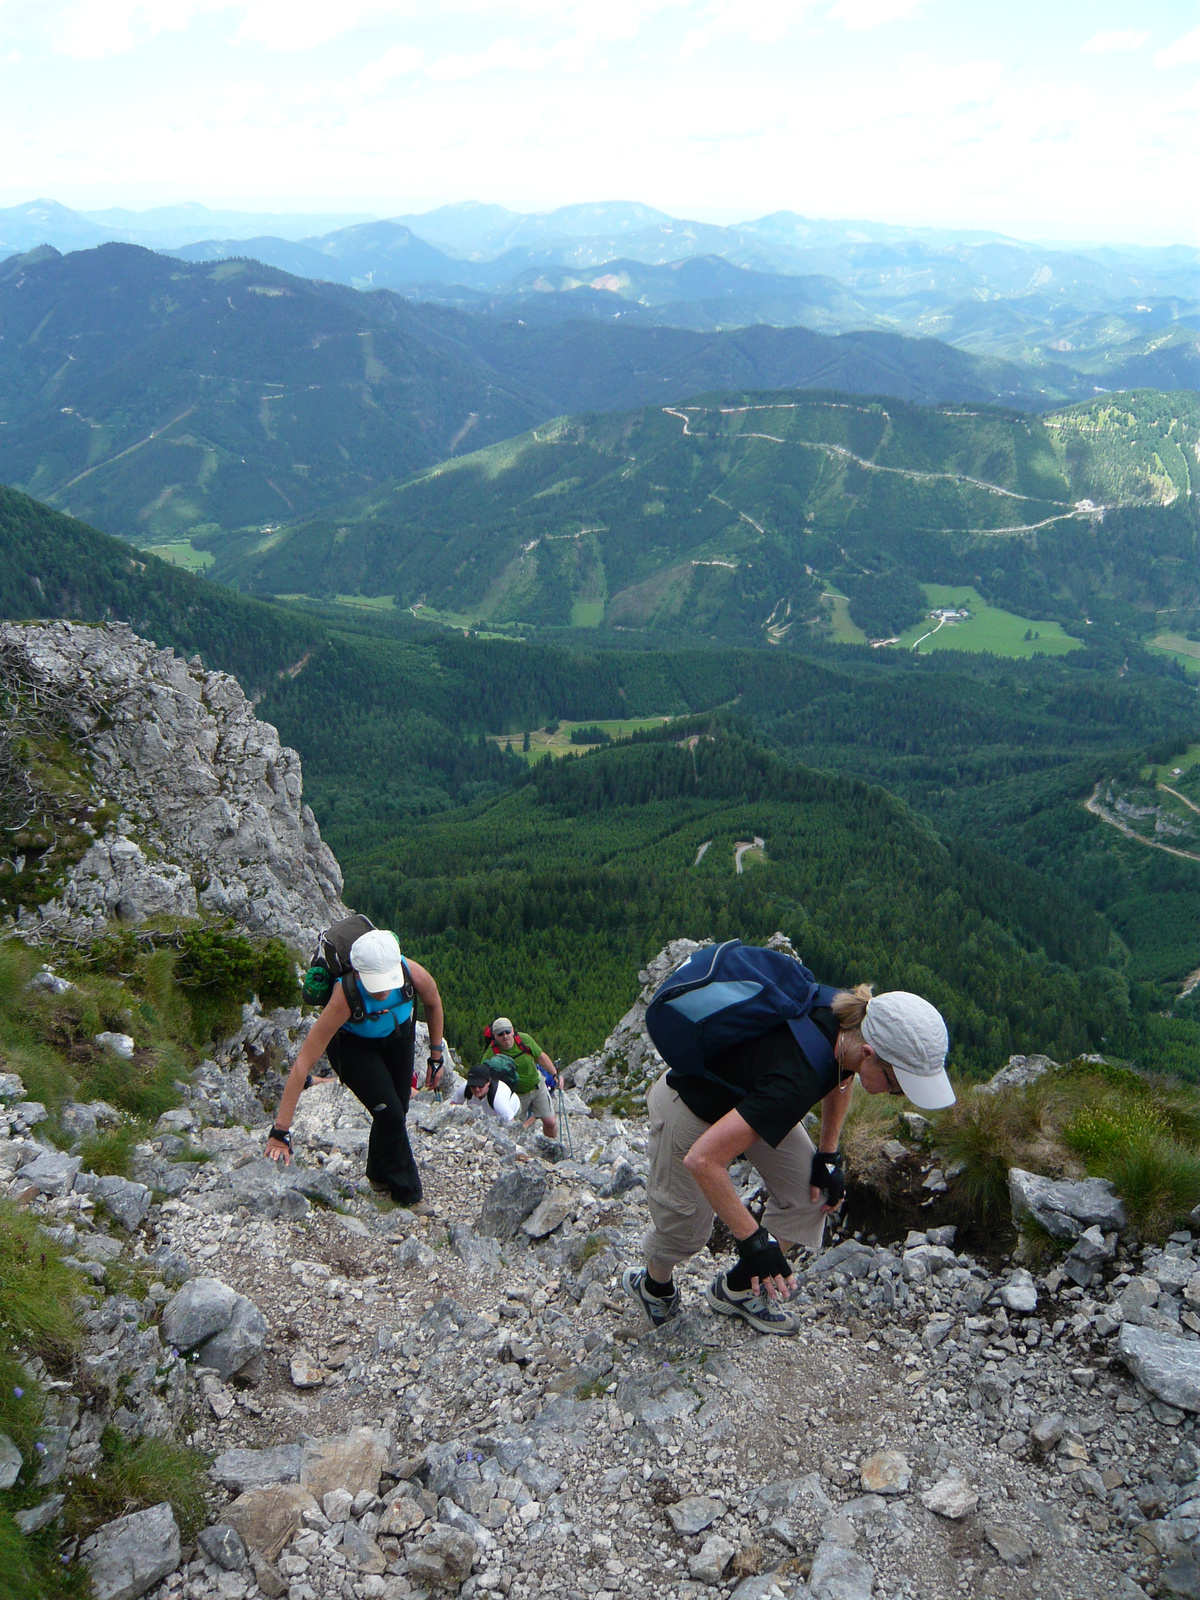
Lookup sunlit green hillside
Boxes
[210,388,1200,651]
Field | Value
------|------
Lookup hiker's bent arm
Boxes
[538,1049,559,1084]
[267,988,350,1163]
[810,1077,854,1209]
[408,960,445,1087]
[682,1110,762,1242]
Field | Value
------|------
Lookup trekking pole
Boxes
[555,1062,573,1158]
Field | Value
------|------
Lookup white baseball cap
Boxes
[491,1017,515,1035]
[350,930,405,991]
[861,992,955,1110]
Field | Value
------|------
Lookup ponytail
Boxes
[831,982,874,1033]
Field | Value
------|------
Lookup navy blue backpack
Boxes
[645,940,839,1095]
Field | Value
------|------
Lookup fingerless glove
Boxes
[811,1151,846,1206]
[734,1226,792,1284]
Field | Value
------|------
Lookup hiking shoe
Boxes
[408,1200,436,1217]
[368,1180,391,1196]
[706,1272,800,1336]
[622,1267,680,1327]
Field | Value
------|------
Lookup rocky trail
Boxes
[5,621,1200,1600]
[7,973,1200,1600]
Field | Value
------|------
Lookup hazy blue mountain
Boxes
[171,220,466,288]
[0,198,116,256]
[0,243,1073,548]
[80,201,376,248]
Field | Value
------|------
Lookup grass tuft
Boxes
[76,1121,149,1179]
[933,1083,1049,1218]
[66,1428,212,1542]
[0,1201,83,1368]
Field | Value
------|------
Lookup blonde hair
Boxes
[830,982,874,1034]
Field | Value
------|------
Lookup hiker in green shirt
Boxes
[482,1016,560,1138]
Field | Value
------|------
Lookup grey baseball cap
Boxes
[861,992,954,1110]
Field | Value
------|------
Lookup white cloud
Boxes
[1082,28,1149,55]
[1156,23,1200,67]
[356,42,425,93]
[829,0,923,31]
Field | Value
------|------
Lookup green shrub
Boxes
[1063,1101,1170,1164]
[66,1429,211,1542]
[174,926,298,1039]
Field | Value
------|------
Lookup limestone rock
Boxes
[407,1524,477,1587]
[224,1485,318,1560]
[198,1292,268,1381]
[342,1521,387,1574]
[809,1535,875,1600]
[920,1477,978,1518]
[0,1432,22,1490]
[478,1164,548,1239]
[859,1451,910,1495]
[20,1148,82,1197]
[1119,1324,1200,1412]
[983,1521,1034,1565]
[81,1501,181,1600]
[300,1428,388,1501]
[690,1534,735,1582]
[196,1524,249,1572]
[999,1269,1038,1313]
[94,1032,135,1060]
[210,1445,303,1493]
[13,1494,64,1534]
[1064,1225,1115,1287]
[982,1054,1059,1093]
[75,1172,152,1231]
[161,1277,238,1351]
[521,1189,575,1239]
[289,1350,326,1389]
[4,620,345,948]
[667,1495,725,1534]
[1008,1168,1126,1239]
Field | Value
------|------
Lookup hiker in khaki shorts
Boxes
[624,982,954,1336]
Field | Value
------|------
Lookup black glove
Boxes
[735,1227,792,1284]
[811,1151,846,1207]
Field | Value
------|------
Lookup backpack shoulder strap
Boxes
[400,959,415,1002]
[340,971,367,1024]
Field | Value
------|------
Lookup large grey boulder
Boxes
[478,1164,548,1239]
[809,1536,875,1600]
[1118,1324,1200,1412]
[161,1278,238,1351]
[75,1172,153,1230]
[20,1149,82,1196]
[407,1524,477,1588]
[1008,1168,1126,1240]
[199,1294,268,1381]
[227,1157,339,1216]
[3,620,346,949]
[81,1501,181,1600]
[210,1446,303,1492]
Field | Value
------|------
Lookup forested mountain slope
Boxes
[0,484,319,687]
[219,388,1200,650]
[0,244,1075,549]
[344,724,1146,1073]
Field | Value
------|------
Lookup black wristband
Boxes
[736,1226,772,1259]
[811,1151,846,1205]
[269,1126,292,1148]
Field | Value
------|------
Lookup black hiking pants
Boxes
[326,1017,422,1204]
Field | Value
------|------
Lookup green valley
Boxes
[211,387,1200,655]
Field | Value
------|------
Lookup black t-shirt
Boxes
[666,1008,840,1148]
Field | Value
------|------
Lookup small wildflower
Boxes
[35,1441,46,1453]
[12,1386,23,1399]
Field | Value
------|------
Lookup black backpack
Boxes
[302,914,416,1023]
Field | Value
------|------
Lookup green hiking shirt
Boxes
[482,1031,545,1094]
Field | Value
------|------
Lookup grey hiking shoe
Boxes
[622,1267,680,1327]
[706,1271,800,1336]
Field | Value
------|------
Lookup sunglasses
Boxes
[494,1029,514,1038]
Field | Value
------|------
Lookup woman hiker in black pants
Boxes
[265,930,446,1212]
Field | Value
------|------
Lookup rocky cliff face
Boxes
[3,620,345,948]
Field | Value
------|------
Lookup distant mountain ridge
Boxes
[5,197,1197,385]
[0,243,1064,548]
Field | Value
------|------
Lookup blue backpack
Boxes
[645,940,839,1095]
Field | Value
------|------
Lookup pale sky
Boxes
[1,0,1199,244]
